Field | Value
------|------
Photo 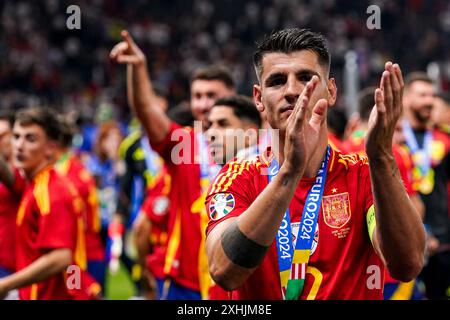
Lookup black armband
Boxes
[221,220,270,269]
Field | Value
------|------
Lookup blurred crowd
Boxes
[1,0,450,120]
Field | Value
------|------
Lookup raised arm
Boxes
[365,62,425,281]
[206,77,329,290]
[110,30,170,143]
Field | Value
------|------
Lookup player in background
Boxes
[0,107,88,300]
[54,117,104,298]
[402,73,450,299]
[110,30,236,299]
[0,111,26,300]
[326,108,348,151]
[133,102,198,300]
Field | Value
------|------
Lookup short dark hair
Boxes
[212,95,262,128]
[253,28,331,81]
[0,110,15,128]
[327,108,348,139]
[405,72,433,88]
[358,87,376,121]
[15,107,61,141]
[57,116,76,148]
[167,101,195,127]
[191,65,236,90]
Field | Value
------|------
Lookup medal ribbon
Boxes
[269,145,330,300]
[402,121,432,177]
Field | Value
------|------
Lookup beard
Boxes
[413,105,432,123]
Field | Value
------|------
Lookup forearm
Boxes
[0,154,14,189]
[208,166,301,289]
[369,154,425,280]
[238,167,302,245]
[131,64,170,143]
[133,214,152,266]
[1,249,72,292]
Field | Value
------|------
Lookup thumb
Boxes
[309,99,328,129]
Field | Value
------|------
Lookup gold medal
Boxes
[418,170,435,195]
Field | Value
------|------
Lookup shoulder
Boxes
[208,153,268,195]
[333,149,369,171]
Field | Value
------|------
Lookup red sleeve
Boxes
[11,168,26,196]
[150,121,195,165]
[205,159,258,236]
[36,187,77,252]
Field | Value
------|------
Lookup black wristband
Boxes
[221,220,270,269]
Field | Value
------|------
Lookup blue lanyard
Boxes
[269,145,330,298]
[402,121,432,175]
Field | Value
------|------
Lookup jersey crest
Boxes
[322,192,351,229]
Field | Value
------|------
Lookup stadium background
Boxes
[1,0,449,299]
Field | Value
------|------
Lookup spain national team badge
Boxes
[209,193,235,221]
[322,192,351,229]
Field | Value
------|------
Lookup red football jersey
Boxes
[141,166,170,280]
[150,122,208,291]
[0,169,26,272]
[55,153,104,261]
[344,134,415,196]
[206,147,385,300]
[15,167,87,300]
[327,132,346,152]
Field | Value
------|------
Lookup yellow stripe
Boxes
[390,280,415,300]
[33,170,50,215]
[197,190,212,299]
[329,148,336,172]
[16,198,28,226]
[55,156,71,176]
[306,266,323,300]
[280,270,290,287]
[162,173,171,195]
[327,138,339,151]
[211,162,237,194]
[30,283,38,300]
[219,162,246,192]
[74,217,87,270]
[163,208,181,275]
[119,130,141,160]
[293,250,310,264]
[366,204,376,245]
[88,187,101,233]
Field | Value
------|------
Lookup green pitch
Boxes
[104,262,138,300]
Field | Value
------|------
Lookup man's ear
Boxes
[327,78,337,107]
[253,84,265,113]
[45,140,58,161]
